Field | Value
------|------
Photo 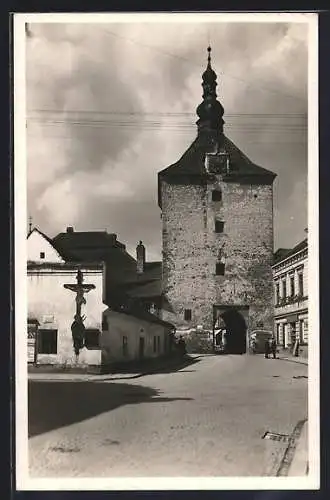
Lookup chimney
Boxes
[136,241,146,274]
[66,226,74,233]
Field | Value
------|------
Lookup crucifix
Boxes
[64,267,96,319]
[64,267,96,358]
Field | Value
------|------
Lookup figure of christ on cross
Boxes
[64,267,96,319]
[64,267,96,357]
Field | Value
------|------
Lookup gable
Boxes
[27,229,65,264]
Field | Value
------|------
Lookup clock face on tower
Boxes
[206,152,230,174]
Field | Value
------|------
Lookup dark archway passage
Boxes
[220,309,247,354]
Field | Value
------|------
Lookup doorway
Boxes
[139,337,145,359]
[213,306,248,354]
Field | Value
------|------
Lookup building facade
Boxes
[27,228,106,367]
[272,238,308,354]
[158,48,276,353]
[27,227,174,370]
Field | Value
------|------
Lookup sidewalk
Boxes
[288,420,309,476]
[277,354,308,366]
[28,354,201,382]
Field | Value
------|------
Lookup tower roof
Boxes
[158,48,276,206]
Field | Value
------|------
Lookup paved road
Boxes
[28,354,308,477]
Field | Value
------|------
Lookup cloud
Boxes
[26,19,308,257]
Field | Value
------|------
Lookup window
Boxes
[290,275,295,296]
[276,323,280,344]
[40,252,45,259]
[298,273,304,296]
[212,190,222,202]
[153,336,157,353]
[85,329,100,349]
[122,336,128,357]
[184,309,192,321]
[38,329,57,354]
[157,336,161,352]
[282,279,287,298]
[275,283,280,304]
[215,220,224,233]
[216,262,225,276]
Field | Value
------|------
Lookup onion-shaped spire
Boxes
[196,47,225,135]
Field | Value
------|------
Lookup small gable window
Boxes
[40,252,45,259]
[216,263,225,276]
[215,220,224,233]
[184,309,192,321]
[212,190,222,202]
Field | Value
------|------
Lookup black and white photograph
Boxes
[14,12,319,490]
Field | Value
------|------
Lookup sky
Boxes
[26,18,309,262]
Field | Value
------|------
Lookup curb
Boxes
[288,420,308,476]
[277,356,308,366]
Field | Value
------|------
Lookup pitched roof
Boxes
[283,238,308,259]
[52,231,136,275]
[158,134,276,185]
[273,238,308,265]
[27,227,67,260]
[104,305,174,328]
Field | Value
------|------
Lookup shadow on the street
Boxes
[28,381,193,438]
[103,355,202,379]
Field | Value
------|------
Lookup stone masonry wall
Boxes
[161,177,274,334]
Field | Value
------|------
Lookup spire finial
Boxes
[207,45,211,64]
[28,215,33,234]
[196,47,225,135]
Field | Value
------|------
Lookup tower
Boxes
[158,48,276,353]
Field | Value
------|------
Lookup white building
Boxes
[27,227,174,370]
[272,238,308,354]
[27,228,106,367]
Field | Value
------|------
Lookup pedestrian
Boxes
[264,339,270,359]
[177,335,187,357]
[270,336,277,359]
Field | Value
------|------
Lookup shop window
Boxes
[40,252,45,259]
[184,309,192,321]
[38,329,57,354]
[216,262,225,276]
[276,324,280,344]
[215,220,224,233]
[85,329,100,349]
[212,190,222,202]
[122,336,128,357]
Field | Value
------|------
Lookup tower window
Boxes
[216,263,225,276]
[212,190,222,202]
[40,252,45,259]
[184,309,192,321]
[215,220,224,233]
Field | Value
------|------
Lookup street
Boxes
[28,354,308,477]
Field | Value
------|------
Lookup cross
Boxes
[28,215,33,234]
[64,267,96,319]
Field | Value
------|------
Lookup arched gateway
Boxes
[214,306,248,354]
